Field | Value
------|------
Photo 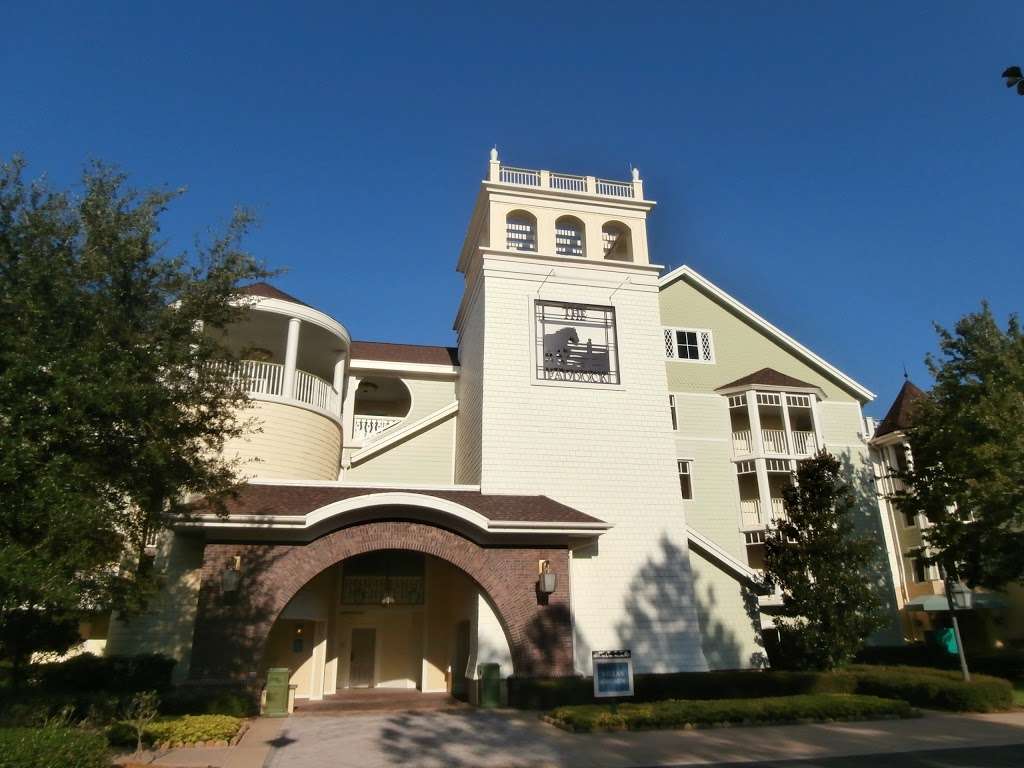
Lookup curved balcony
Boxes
[224,359,341,423]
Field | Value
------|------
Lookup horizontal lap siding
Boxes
[224,400,341,481]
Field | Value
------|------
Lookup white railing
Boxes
[732,429,753,455]
[791,430,817,455]
[497,165,639,199]
[294,369,340,414]
[740,499,762,528]
[762,429,789,454]
[549,172,587,192]
[499,166,541,187]
[352,415,404,442]
[218,360,339,418]
[595,178,634,198]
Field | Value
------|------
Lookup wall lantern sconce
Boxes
[948,581,974,611]
[380,594,396,608]
[538,560,557,594]
[221,555,242,594]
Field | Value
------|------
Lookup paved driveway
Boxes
[263,709,1024,768]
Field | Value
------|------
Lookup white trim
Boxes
[663,326,716,364]
[246,478,481,491]
[178,490,613,536]
[686,527,760,584]
[348,402,459,465]
[659,265,874,402]
[348,358,460,378]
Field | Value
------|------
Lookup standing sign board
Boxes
[592,650,634,698]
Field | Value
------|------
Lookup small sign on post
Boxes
[592,650,634,698]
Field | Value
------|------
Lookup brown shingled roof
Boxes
[350,341,459,367]
[237,282,311,308]
[191,484,603,525]
[874,379,927,438]
[716,367,819,392]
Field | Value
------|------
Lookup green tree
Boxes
[762,451,887,670]
[897,304,1024,589]
[1002,66,1024,95]
[0,157,268,674]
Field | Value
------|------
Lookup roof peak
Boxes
[237,282,311,308]
[874,378,927,438]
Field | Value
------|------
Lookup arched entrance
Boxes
[261,550,503,701]
[188,519,575,693]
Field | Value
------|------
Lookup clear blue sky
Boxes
[3,1,1021,415]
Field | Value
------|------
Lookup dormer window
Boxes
[506,211,537,252]
[555,216,585,257]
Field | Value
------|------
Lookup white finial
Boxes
[490,146,499,162]
[631,166,640,181]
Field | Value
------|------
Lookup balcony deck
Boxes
[221,359,340,422]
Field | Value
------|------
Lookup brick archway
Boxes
[189,520,574,684]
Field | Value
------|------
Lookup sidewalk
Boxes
[134,709,1024,768]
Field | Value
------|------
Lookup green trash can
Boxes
[264,667,291,717]
[478,663,501,708]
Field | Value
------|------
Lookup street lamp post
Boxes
[944,577,972,682]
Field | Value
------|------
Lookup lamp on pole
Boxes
[944,574,972,682]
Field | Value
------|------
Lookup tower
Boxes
[454,150,708,673]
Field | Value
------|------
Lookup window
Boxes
[506,211,537,252]
[555,216,585,257]
[663,328,715,363]
[669,395,678,430]
[903,508,917,528]
[678,460,693,500]
[736,460,756,475]
[909,556,940,583]
[728,394,747,408]
[765,458,791,473]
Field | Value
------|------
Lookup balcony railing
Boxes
[220,359,339,419]
[732,429,753,455]
[495,163,640,200]
[761,429,789,454]
[740,497,787,529]
[791,430,817,456]
[352,415,404,442]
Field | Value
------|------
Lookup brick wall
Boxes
[188,521,572,684]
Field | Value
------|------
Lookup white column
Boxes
[488,147,500,182]
[746,392,773,525]
[310,620,327,701]
[333,356,346,417]
[282,317,301,399]
[779,391,793,454]
[342,375,361,445]
[811,398,825,453]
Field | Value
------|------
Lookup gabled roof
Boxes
[717,367,819,393]
[237,282,311,308]
[350,340,459,367]
[874,379,927,438]
[659,265,875,402]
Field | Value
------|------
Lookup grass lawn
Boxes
[545,693,916,733]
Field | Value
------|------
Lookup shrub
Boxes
[160,687,258,717]
[34,653,175,694]
[0,727,108,768]
[510,666,1012,712]
[855,645,1024,682]
[508,670,854,709]
[546,693,914,733]
[845,665,1013,712]
[0,690,130,728]
[107,714,242,747]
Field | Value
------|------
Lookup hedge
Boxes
[107,714,243,748]
[33,653,175,694]
[546,694,914,733]
[509,670,854,709]
[855,645,1024,682]
[0,727,108,768]
[160,687,258,717]
[844,665,1013,712]
[510,666,1013,712]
